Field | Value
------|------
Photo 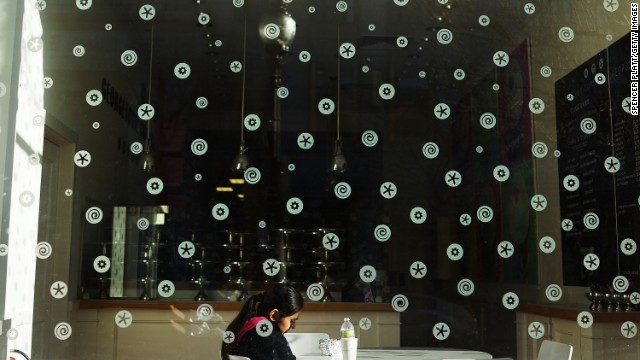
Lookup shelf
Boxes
[518,303,640,322]
[78,299,395,312]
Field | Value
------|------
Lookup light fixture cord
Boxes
[240,16,247,145]
[336,26,341,142]
[148,21,154,104]
[146,21,155,146]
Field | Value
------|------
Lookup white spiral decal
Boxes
[457,278,475,296]
[531,141,548,158]
[73,45,85,57]
[130,142,143,154]
[334,182,352,199]
[198,13,210,25]
[85,206,103,224]
[336,1,348,12]
[263,23,280,39]
[391,294,409,312]
[307,283,325,301]
[121,50,138,66]
[197,304,214,321]
[191,139,208,156]
[361,130,378,147]
[437,29,453,45]
[244,167,261,184]
[583,212,600,230]
[540,66,552,77]
[545,284,562,301]
[479,112,496,129]
[476,205,494,222]
[277,87,289,98]
[196,97,208,109]
[422,142,440,159]
[374,224,391,242]
[54,322,72,340]
[137,218,150,230]
[478,15,490,26]
[558,26,575,42]
[580,118,596,134]
[33,115,45,126]
[613,275,629,292]
[233,0,244,7]
[36,241,53,259]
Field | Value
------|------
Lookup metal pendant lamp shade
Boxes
[330,139,348,173]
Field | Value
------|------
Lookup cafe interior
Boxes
[0,0,638,359]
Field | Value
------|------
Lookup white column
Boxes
[3,0,45,358]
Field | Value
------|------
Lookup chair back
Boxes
[228,356,251,360]
[537,340,573,360]
[284,332,330,355]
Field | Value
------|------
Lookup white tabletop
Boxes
[297,348,493,360]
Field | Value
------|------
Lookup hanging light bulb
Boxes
[330,26,347,174]
[232,18,250,172]
[232,140,249,172]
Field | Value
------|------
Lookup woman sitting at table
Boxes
[221,283,304,360]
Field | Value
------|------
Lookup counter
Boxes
[73,300,400,360]
[517,303,640,360]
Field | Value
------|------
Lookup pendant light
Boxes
[232,18,250,172]
[330,27,348,173]
[140,21,155,172]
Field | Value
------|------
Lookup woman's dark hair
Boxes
[221,283,304,356]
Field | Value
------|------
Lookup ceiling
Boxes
[39,0,543,131]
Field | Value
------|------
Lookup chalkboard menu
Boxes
[556,32,640,287]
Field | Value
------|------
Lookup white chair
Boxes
[537,340,573,360]
[284,332,330,355]
[228,356,251,360]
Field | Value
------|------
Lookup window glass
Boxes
[1,1,638,359]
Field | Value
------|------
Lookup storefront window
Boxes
[1,0,638,359]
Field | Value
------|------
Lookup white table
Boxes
[297,348,493,359]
